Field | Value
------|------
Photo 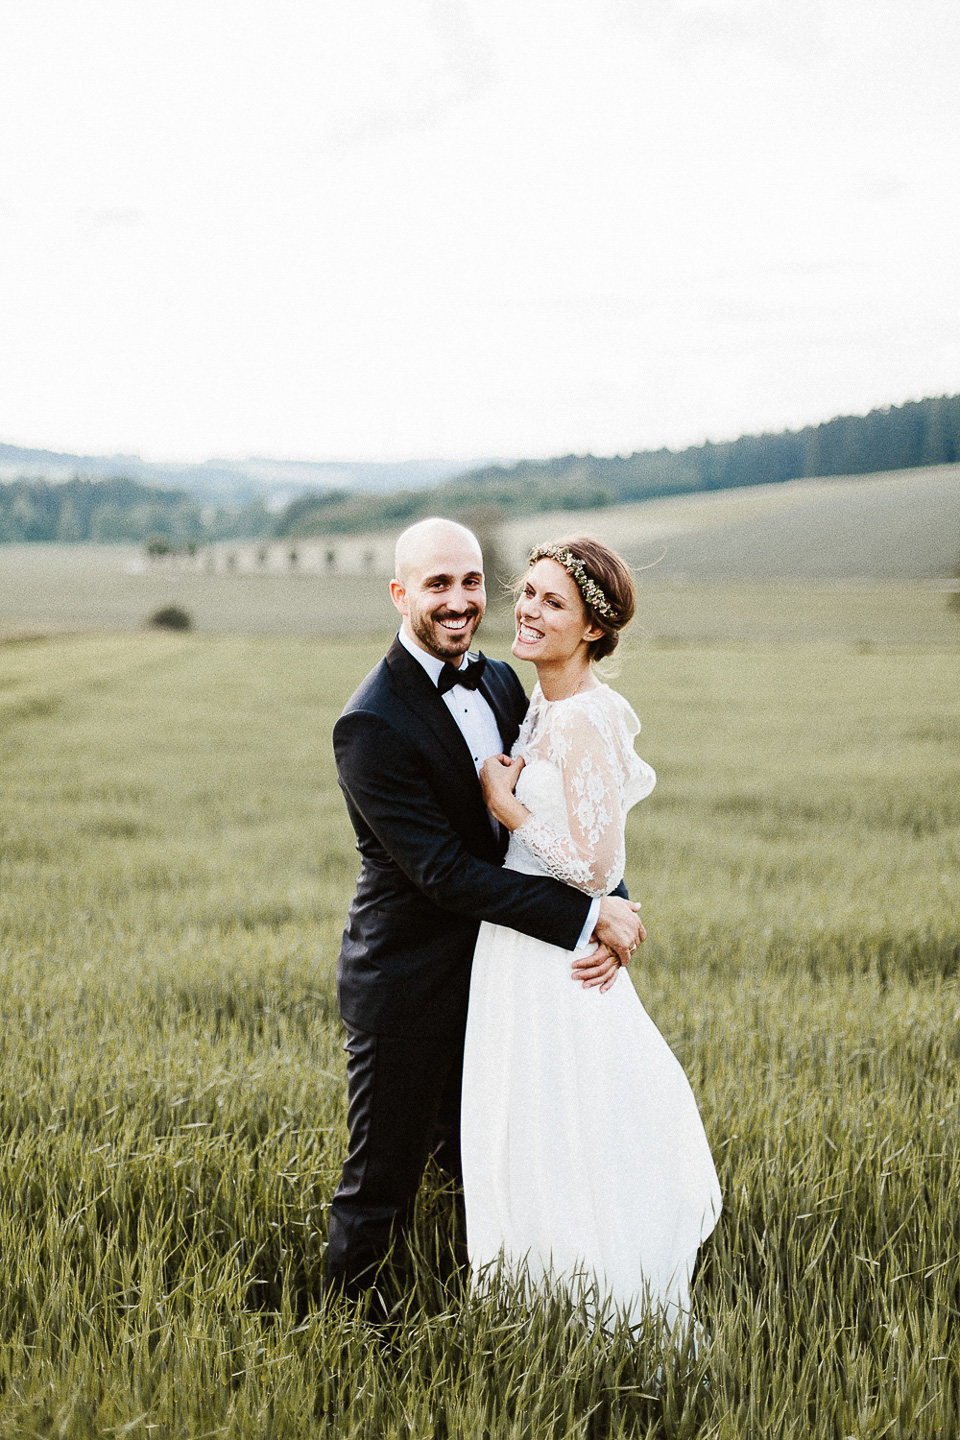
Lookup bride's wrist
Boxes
[497,796,530,831]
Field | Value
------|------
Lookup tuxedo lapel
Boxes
[477,656,523,755]
[474,657,525,856]
[384,639,486,795]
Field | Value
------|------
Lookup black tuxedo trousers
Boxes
[324,639,599,1299]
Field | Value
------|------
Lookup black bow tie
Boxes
[437,655,487,695]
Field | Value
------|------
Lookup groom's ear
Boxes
[390,578,408,616]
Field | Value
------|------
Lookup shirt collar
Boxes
[397,626,475,686]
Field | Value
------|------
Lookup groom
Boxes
[324,516,644,1302]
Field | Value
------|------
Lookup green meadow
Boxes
[0,598,958,1436]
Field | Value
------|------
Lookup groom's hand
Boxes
[592,896,645,967]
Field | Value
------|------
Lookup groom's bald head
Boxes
[393,517,483,587]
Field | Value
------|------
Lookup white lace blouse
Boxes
[506,682,656,899]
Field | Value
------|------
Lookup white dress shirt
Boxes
[397,627,600,948]
[397,626,504,772]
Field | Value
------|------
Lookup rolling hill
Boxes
[496,464,960,582]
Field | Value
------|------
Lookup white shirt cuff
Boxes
[575,897,602,950]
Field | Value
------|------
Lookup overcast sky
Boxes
[1,0,958,463]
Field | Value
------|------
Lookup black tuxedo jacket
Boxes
[333,637,594,1038]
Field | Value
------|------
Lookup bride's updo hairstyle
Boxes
[528,536,636,663]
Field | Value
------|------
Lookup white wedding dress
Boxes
[461,682,721,1328]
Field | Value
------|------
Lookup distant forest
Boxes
[0,476,271,546]
[276,393,960,536]
[2,393,958,544]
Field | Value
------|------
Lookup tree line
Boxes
[276,393,960,536]
[2,393,958,544]
[0,476,271,546]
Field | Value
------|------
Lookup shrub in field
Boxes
[148,604,193,631]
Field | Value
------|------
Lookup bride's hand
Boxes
[479,755,528,829]
[572,943,622,993]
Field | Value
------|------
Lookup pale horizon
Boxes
[1,386,955,473]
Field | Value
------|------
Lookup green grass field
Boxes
[1,616,958,1437]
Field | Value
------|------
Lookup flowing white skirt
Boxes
[461,922,722,1329]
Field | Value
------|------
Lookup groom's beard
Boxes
[409,606,483,661]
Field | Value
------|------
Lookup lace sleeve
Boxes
[512,697,628,898]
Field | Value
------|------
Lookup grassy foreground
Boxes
[0,627,958,1438]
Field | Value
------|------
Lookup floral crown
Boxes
[527,544,618,619]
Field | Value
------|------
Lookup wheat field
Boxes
[0,614,958,1437]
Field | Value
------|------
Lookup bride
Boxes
[460,537,721,1329]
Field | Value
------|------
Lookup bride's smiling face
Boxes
[512,558,602,666]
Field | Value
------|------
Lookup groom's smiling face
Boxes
[390,523,486,663]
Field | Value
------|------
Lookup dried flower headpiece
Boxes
[527,544,618,619]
